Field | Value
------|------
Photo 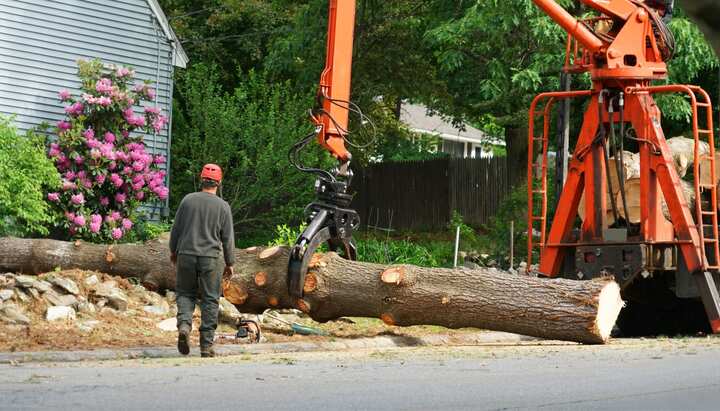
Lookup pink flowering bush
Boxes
[47,59,169,242]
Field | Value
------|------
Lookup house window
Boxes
[442,140,465,158]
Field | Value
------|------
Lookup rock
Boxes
[165,291,176,303]
[14,289,30,303]
[156,317,177,331]
[43,289,78,307]
[219,297,241,324]
[102,280,118,289]
[77,302,97,315]
[146,291,165,306]
[96,298,107,308]
[0,304,30,325]
[0,289,13,302]
[49,276,80,295]
[27,287,40,300]
[93,284,128,311]
[77,320,100,333]
[463,261,482,270]
[33,280,53,293]
[143,305,169,316]
[46,306,76,322]
[14,275,37,288]
[84,275,99,287]
[123,309,138,317]
[99,307,118,316]
[133,287,164,306]
[0,274,15,289]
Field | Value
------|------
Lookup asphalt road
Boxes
[0,338,719,411]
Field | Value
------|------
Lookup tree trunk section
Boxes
[616,178,695,224]
[666,136,709,178]
[578,139,704,225]
[0,237,623,344]
[578,151,639,225]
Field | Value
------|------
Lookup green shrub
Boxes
[126,219,172,243]
[448,210,482,251]
[0,117,60,236]
[356,237,452,267]
[475,180,556,265]
[268,223,307,247]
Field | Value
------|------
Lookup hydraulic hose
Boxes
[599,90,621,225]
[615,92,630,226]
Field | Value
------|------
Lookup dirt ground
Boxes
[0,269,482,352]
[0,316,485,353]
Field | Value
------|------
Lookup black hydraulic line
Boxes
[608,94,628,228]
[599,90,621,225]
[615,92,630,226]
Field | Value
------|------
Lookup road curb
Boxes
[0,332,537,364]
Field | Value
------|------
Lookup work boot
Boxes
[177,323,191,355]
[200,344,215,358]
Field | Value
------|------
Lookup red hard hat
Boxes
[200,163,223,182]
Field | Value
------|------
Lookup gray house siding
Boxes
[0,0,183,218]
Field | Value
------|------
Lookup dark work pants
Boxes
[176,254,222,347]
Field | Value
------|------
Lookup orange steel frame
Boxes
[528,0,720,333]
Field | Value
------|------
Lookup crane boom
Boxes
[315,0,356,163]
[287,0,360,299]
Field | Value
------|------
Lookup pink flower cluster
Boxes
[46,59,170,242]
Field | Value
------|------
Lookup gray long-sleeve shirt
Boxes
[169,192,235,266]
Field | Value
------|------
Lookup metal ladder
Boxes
[690,87,720,270]
[684,85,720,333]
[526,99,554,265]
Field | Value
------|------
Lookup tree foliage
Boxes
[0,117,60,236]
[159,0,720,241]
[170,64,332,243]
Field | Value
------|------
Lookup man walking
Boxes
[169,164,235,357]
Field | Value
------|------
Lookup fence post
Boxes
[453,225,461,268]
[510,220,514,270]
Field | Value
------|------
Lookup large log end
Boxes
[593,281,624,343]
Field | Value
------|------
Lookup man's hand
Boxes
[171,252,177,265]
[223,265,234,279]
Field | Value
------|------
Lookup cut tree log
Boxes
[0,236,624,344]
[578,151,640,225]
[699,153,720,188]
[666,136,709,178]
[616,178,695,224]
[579,138,705,225]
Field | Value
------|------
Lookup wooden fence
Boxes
[350,157,516,230]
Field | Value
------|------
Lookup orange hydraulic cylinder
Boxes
[531,0,604,53]
[316,0,356,162]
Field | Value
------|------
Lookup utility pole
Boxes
[555,71,571,209]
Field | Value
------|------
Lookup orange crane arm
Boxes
[313,0,356,163]
[531,0,605,53]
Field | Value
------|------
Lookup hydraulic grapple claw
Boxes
[288,174,359,298]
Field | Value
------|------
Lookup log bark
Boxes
[0,236,624,344]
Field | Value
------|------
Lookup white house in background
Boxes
[399,103,505,159]
[0,0,187,217]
